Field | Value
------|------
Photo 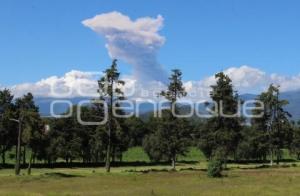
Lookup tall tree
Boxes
[252,84,292,165]
[144,69,190,170]
[0,89,16,166]
[199,72,242,165]
[162,69,189,169]
[23,110,43,175]
[15,93,41,175]
[160,69,187,115]
[97,59,125,172]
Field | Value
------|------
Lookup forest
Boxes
[1,60,300,178]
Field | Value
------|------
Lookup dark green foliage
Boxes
[0,89,16,165]
[236,126,269,160]
[290,121,300,159]
[252,84,292,165]
[125,116,148,147]
[207,159,223,178]
[143,69,191,169]
[198,72,243,163]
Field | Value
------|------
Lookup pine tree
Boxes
[97,59,125,172]
[252,84,292,165]
[0,89,15,166]
[200,72,242,165]
[144,69,190,170]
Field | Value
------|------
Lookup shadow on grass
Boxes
[125,167,207,174]
[0,160,298,170]
[43,172,83,178]
[0,160,199,169]
[232,163,298,170]
[179,167,206,172]
[125,168,171,173]
[227,159,298,164]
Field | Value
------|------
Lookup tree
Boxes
[252,84,292,165]
[291,120,300,159]
[15,93,41,175]
[48,106,83,164]
[143,112,191,167]
[199,72,242,166]
[23,111,44,175]
[97,59,125,172]
[144,69,190,170]
[235,126,269,161]
[125,116,148,147]
[160,69,187,114]
[0,89,16,166]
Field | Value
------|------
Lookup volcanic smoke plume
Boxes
[82,11,168,83]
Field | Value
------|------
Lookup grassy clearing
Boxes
[1,166,300,195]
[1,147,300,195]
[122,147,151,162]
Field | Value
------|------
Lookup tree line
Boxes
[1,60,300,175]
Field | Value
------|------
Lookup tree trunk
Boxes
[270,149,273,166]
[224,158,228,169]
[22,146,26,165]
[112,146,116,163]
[105,132,111,173]
[105,84,113,173]
[171,154,176,170]
[276,149,280,165]
[33,155,36,164]
[2,151,5,165]
[119,154,123,163]
[27,153,33,175]
[15,120,22,176]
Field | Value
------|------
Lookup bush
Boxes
[207,159,223,178]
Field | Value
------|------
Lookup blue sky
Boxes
[1,0,300,87]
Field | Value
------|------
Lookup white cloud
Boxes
[6,70,165,100]
[270,74,300,92]
[182,65,300,101]
[10,70,101,98]
[82,11,168,83]
[4,66,300,101]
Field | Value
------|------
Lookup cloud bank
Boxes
[9,70,100,98]
[4,66,300,101]
[82,11,168,83]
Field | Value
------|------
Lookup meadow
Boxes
[1,147,300,196]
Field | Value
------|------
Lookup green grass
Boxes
[1,147,300,195]
[1,165,300,195]
[178,147,206,162]
[122,147,205,163]
[122,147,151,162]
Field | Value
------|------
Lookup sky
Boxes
[1,0,300,99]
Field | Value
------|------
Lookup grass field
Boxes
[1,165,300,195]
[1,147,300,195]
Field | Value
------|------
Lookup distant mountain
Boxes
[241,91,300,121]
[35,97,157,117]
[35,97,91,117]
[35,90,300,120]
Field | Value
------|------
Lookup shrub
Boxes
[207,159,223,178]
